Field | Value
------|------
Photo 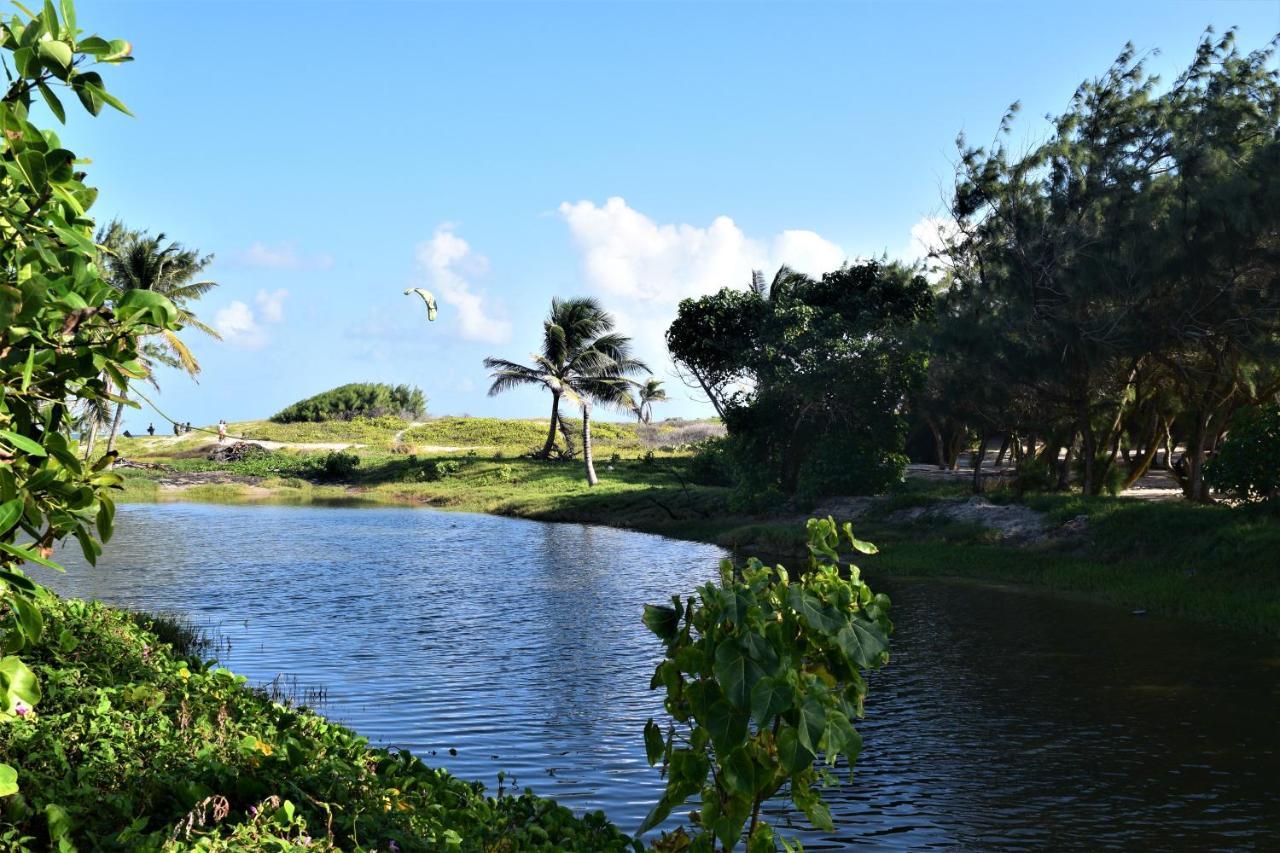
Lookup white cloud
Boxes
[214,301,267,349]
[255,288,289,323]
[556,197,849,378]
[415,225,511,344]
[215,289,287,349]
[235,242,334,271]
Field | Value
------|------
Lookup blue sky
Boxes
[64,1,1280,430]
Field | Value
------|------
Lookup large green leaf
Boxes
[749,676,793,728]
[775,724,814,774]
[836,617,889,669]
[0,541,64,571]
[0,430,46,457]
[787,586,842,633]
[36,39,70,69]
[0,499,23,536]
[116,288,178,327]
[641,604,679,643]
[703,693,749,759]
[714,637,766,709]
[11,594,43,645]
[0,763,17,798]
[0,655,40,712]
[796,697,826,754]
[643,719,665,766]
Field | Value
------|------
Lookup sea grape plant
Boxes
[0,0,180,796]
[641,518,892,851]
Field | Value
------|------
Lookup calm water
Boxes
[46,503,1280,849]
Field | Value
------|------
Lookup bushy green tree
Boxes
[667,262,931,502]
[271,382,426,423]
[1205,403,1280,505]
[933,31,1280,500]
[0,0,183,796]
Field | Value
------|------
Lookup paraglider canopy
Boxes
[404,288,438,322]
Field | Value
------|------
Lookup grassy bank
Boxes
[0,595,636,851]
[108,419,1280,639]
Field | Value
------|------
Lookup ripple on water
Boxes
[48,503,1280,849]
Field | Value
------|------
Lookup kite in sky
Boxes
[404,288,438,322]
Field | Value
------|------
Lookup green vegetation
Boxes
[1206,403,1280,506]
[667,263,931,507]
[0,0,160,804]
[641,519,891,851]
[271,383,426,424]
[914,33,1280,500]
[0,594,636,850]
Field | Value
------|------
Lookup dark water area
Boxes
[47,503,1280,849]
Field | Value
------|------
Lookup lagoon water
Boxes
[48,503,1280,849]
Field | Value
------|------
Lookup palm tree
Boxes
[633,377,668,424]
[484,297,648,485]
[95,222,219,454]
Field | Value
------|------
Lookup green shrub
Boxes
[318,451,360,480]
[1014,458,1057,494]
[641,518,891,850]
[1206,403,1280,505]
[271,384,426,423]
[403,459,461,483]
[687,437,736,487]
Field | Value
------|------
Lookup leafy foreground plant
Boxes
[0,594,638,851]
[641,518,892,851]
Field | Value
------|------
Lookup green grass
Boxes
[1,596,635,850]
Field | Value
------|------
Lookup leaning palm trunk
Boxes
[540,391,562,458]
[582,402,598,486]
[105,396,127,454]
[82,415,98,461]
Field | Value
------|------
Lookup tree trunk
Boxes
[972,432,990,494]
[582,403,598,487]
[105,396,128,455]
[1157,418,1173,470]
[1186,411,1213,502]
[82,415,99,461]
[1080,415,1097,496]
[994,434,1010,467]
[539,392,561,459]
[1057,432,1077,491]
[926,416,946,470]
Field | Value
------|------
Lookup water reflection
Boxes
[47,503,1280,848]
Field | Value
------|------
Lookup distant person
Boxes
[185,422,192,435]
[147,423,155,437]
[217,419,227,443]
[173,421,181,436]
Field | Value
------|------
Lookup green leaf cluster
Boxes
[640,518,892,850]
[0,0,181,800]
